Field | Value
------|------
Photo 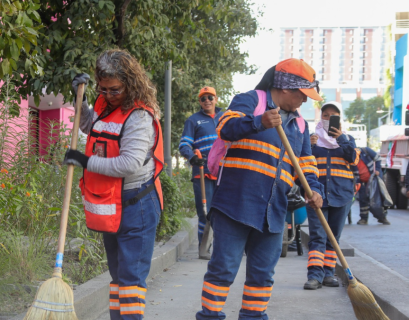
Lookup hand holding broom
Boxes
[24,84,86,320]
[275,125,389,320]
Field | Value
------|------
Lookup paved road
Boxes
[342,202,409,279]
[100,241,355,320]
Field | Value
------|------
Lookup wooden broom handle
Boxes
[56,84,85,255]
[275,125,350,270]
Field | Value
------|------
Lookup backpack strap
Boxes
[254,90,305,133]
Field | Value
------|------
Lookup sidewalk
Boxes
[100,240,356,320]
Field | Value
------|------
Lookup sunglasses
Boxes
[96,88,124,96]
[200,95,215,102]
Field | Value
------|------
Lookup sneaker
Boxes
[377,218,391,225]
[357,219,368,225]
[323,276,340,287]
[304,279,322,290]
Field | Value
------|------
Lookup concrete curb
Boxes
[11,218,197,320]
[301,229,409,320]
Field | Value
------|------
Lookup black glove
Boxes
[190,155,205,167]
[72,73,90,102]
[63,149,89,169]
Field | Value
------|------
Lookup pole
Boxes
[164,60,172,177]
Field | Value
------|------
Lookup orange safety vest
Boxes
[79,96,164,233]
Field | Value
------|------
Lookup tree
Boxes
[345,96,385,133]
[0,0,258,155]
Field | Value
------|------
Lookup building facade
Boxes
[280,26,387,122]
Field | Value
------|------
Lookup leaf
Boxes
[9,58,17,71]
[15,38,23,50]
[1,59,11,76]
[34,95,40,107]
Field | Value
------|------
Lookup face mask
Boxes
[322,119,330,133]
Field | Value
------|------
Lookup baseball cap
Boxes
[321,101,341,114]
[274,58,322,101]
[198,86,216,98]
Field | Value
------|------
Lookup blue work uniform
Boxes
[196,90,323,320]
[306,135,359,282]
[179,107,223,243]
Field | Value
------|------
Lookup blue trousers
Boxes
[306,203,350,282]
[193,178,216,244]
[196,209,283,320]
[103,179,161,320]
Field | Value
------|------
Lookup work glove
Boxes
[190,155,205,167]
[63,149,89,169]
[72,73,90,102]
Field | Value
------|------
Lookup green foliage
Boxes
[0,0,258,152]
[344,96,386,133]
[156,170,183,240]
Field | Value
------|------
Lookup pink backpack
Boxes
[207,90,305,178]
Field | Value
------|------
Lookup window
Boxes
[349,44,354,50]
[322,52,326,58]
[310,60,313,65]
[350,52,354,58]
[321,74,325,81]
[350,37,354,43]
[349,75,353,80]
[290,38,294,44]
[288,30,294,35]
[322,38,326,44]
[362,60,366,66]
[361,75,365,81]
[322,59,325,66]
[310,45,314,50]
[350,67,353,72]
[362,67,365,73]
[310,52,314,58]
[362,45,366,51]
[350,60,353,66]
[310,37,314,43]
[349,29,354,35]
[322,67,325,73]
[290,45,294,51]
[290,53,294,58]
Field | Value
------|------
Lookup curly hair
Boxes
[95,49,161,118]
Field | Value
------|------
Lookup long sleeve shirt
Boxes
[313,134,359,207]
[210,90,324,233]
[78,99,156,190]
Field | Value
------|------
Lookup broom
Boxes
[275,125,389,320]
[24,84,85,320]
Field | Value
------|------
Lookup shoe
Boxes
[323,276,340,287]
[377,218,391,225]
[357,219,368,225]
[304,279,322,290]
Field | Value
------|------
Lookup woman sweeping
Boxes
[304,101,359,290]
[63,49,164,319]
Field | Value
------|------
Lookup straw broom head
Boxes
[24,269,78,320]
[347,278,390,320]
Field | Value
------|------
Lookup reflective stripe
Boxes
[243,285,272,297]
[120,302,145,315]
[242,299,269,311]
[110,284,119,292]
[93,120,123,135]
[201,296,225,312]
[222,157,277,178]
[109,299,120,310]
[194,135,218,144]
[119,286,146,298]
[280,169,294,187]
[324,259,337,267]
[299,156,317,166]
[178,142,193,149]
[82,197,116,216]
[229,139,298,167]
[216,110,245,136]
[308,250,324,258]
[330,169,354,179]
[203,281,230,297]
[325,250,336,257]
[316,157,327,164]
[331,157,348,165]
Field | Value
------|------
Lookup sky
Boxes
[232,0,409,96]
